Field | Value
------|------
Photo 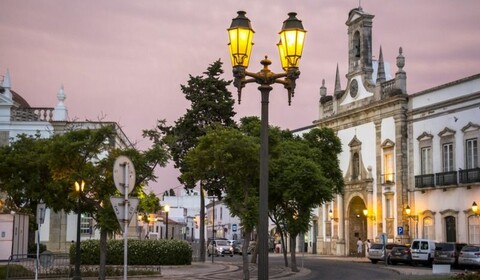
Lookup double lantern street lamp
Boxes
[164,204,170,239]
[227,11,306,279]
[73,180,85,280]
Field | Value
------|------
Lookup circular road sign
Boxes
[113,155,136,195]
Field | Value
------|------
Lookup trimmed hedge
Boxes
[70,239,192,265]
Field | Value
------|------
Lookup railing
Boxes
[415,169,480,189]
[436,171,458,186]
[11,107,54,122]
[381,79,396,96]
[6,253,71,279]
[460,168,480,184]
[381,173,395,184]
[415,174,435,188]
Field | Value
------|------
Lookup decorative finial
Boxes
[2,69,11,88]
[376,46,386,84]
[396,47,405,71]
[2,69,12,99]
[57,84,66,103]
[320,79,327,97]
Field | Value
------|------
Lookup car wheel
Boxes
[371,260,378,264]
[391,261,397,265]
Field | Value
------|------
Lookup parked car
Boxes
[388,245,411,265]
[368,243,397,264]
[459,245,480,267]
[410,239,436,266]
[235,240,256,255]
[434,242,466,267]
[207,240,234,257]
[229,240,242,254]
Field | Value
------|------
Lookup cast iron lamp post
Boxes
[164,204,170,239]
[227,11,306,279]
[73,180,85,280]
[405,205,418,238]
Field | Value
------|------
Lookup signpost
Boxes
[112,156,137,280]
[35,201,46,280]
[397,226,404,236]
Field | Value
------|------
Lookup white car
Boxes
[410,239,436,266]
[207,240,234,257]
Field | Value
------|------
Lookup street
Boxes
[204,253,446,280]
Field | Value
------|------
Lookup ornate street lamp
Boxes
[164,204,170,239]
[73,180,85,280]
[228,11,306,279]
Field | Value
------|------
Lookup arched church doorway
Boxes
[348,196,367,256]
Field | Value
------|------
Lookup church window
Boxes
[442,143,454,172]
[383,148,394,183]
[466,138,478,169]
[353,31,361,59]
[421,147,432,174]
[423,217,434,240]
[468,215,480,244]
[352,152,359,180]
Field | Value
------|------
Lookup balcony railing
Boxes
[415,169,480,189]
[415,174,435,188]
[460,168,480,184]
[436,171,458,186]
[381,173,395,184]
[11,107,54,122]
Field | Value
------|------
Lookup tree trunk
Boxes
[250,234,258,264]
[242,230,251,280]
[289,235,299,272]
[98,229,107,280]
[281,229,288,267]
[199,184,206,262]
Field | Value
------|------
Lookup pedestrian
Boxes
[365,239,371,256]
[356,238,363,257]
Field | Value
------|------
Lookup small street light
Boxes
[228,11,306,280]
[405,205,418,239]
[73,180,85,280]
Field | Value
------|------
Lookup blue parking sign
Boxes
[397,226,404,235]
[232,224,237,232]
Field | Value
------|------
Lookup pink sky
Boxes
[1,1,479,195]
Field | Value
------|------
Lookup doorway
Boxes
[348,196,367,256]
[445,216,456,242]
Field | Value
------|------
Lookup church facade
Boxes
[296,7,480,256]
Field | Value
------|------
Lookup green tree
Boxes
[269,127,343,272]
[182,124,259,279]
[0,133,55,214]
[146,59,236,261]
[0,125,169,280]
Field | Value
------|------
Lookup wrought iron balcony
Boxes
[415,174,435,188]
[459,168,480,184]
[381,173,395,184]
[435,171,458,186]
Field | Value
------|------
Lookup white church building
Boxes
[295,7,480,256]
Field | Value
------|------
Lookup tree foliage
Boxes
[269,127,343,271]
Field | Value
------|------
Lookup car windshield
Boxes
[216,241,228,246]
[462,246,480,252]
[370,244,383,249]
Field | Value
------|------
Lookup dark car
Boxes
[368,243,397,264]
[389,245,411,265]
[434,242,466,267]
